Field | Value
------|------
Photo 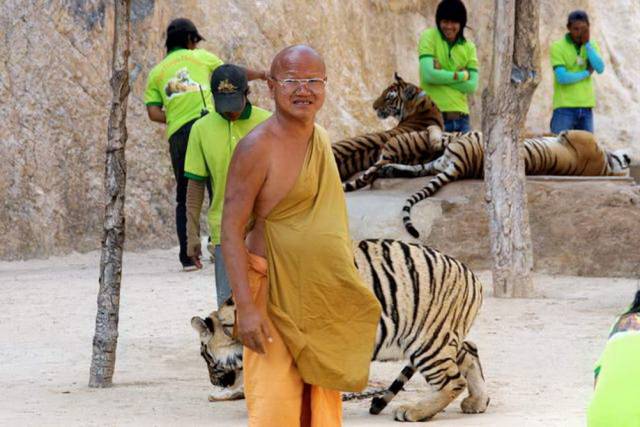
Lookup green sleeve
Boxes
[144,70,163,106]
[184,124,209,180]
[450,70,479,94]
[550,42,565,68]
[420,56,460,85]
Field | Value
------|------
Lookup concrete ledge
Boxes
[346,177,640,277]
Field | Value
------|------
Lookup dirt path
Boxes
[0,247,635,426]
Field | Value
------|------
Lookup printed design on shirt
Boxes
[164,67,202,99]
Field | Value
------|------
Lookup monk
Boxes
[221,45,381,427]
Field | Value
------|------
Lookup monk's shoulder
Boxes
[234,119,276,163]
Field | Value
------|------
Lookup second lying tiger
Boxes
[376,130,631,238]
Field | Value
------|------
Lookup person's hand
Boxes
[236,302,272,354]
[581,27,590,45]
[188,243,203,269]
[433,59,442,70]
[587,63,594,74]
[455,69,470,81]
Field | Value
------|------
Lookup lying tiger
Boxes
[332,73,444,181]
[375,130,632,238]
[192,239,489,422]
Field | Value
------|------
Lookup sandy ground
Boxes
[0,247,637,426]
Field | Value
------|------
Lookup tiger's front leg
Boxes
[343,156,393,192]
[393,356,467,422]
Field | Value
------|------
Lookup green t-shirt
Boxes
[550,35,600,109]
[587,313,640,426]
[144,48,223,139]
[418,27,479,114]
[184,104,271,244]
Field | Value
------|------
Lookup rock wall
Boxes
[1,0,639,260]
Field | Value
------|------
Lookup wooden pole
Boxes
[481,0,541,298]
[89,0,131,387]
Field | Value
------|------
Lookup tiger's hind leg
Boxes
[369,365,416,415]
[457,341,490,414]
[393,354,467,422]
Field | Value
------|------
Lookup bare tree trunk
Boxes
[89,0,131,388]
[481,0,540,298]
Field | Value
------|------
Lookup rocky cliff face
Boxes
[1,0,638,260]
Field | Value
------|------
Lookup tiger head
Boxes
[190,299,243,389]
[606,149,632,176]
[372,73,442,125]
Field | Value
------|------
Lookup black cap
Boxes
[211,65,248,114]
[167,18,204,42]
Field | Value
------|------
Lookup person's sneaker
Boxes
[182,260,199,272]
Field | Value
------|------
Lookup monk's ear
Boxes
[267,77,277,99]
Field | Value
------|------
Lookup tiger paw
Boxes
[460,396,489,414]
[208,386,244,402]
[393,405,432,422]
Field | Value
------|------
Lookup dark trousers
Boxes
[168,119,211,266]
[550,107,594,134]
[444,115,471,133]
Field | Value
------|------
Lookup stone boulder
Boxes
[347,176,640,277]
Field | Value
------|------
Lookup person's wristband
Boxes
[454,71,459,81]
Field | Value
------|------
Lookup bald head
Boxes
[270,45,325,78]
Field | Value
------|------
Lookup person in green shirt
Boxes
[587,289,640,426]
[418,0,479,132]
[144,18,266,270]
[184,64,271,307]
[550,10,605,134]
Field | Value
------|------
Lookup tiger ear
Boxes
[394,72,404,83]
[403,84,418,100]
[191,316,210,335]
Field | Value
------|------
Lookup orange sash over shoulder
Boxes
[263,125,381,392]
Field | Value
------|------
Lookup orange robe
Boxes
[244,253,342,427]
[242,125,381,426]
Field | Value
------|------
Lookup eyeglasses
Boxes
[270,77,327,91]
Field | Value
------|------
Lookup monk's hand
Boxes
[237,302,272,354]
